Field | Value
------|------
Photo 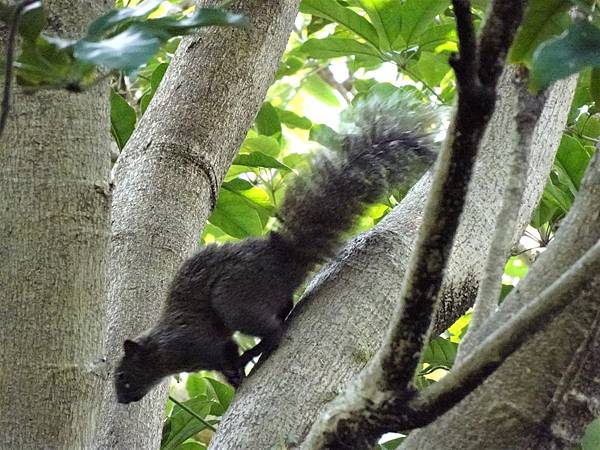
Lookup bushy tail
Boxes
[278,91,442,266]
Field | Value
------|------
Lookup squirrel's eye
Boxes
[116,372,125,380]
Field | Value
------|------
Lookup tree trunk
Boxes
[209,69,577,449]
[95,1,300,449]
[0,1,112,449]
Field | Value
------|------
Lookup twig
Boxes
[0,0,40,141]
[168,395,217,432]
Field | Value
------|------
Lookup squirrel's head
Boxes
[114,338,162,404]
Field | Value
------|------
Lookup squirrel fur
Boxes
[114,92,440,404]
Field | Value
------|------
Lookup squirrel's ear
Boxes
[123,339,141,355]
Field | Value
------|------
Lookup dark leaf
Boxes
[110,90,136,150]
[531,20,600,90]
[19,2,46,42]
[233,152,291,171]
[255,102,282,137]
[420,337,458,371]
[509,0,570,65]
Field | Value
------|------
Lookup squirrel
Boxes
[114,92,440,404]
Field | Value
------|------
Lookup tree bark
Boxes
[400,146,600,450]
[209,69,576,449]
[95,1,300,449]
[0,1,112,449]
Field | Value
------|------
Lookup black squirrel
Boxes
[114,93,439,404]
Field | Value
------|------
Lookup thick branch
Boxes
[459,71,548,349]
[299,1,527,447]
[407,239,600,427]
[209,68,575,450]
[96,2,300,449]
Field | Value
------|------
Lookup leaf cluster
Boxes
[0,0,246,90]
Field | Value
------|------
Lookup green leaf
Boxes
[359,0,403,50]
[303,74,342,107]
[300,0,379,46]
[531,199,559,229]
[448,312,471,343]
[354,78,378,92]
[590,68,600,110]
[307,14,332,35]
[255,102,282,137]
[177,442,207,450]
[209,190,264,238]
[275,56,304,79]
[204,377,234,414]
[74,25,162,73]
[582,417,600,450]
[556,134,592,189]
[87,0,164,37]
[378,437,405,450]
[505,257,529,279]
[300,37,382,59]
[531,20,600,90]
[221,178,254,191]
[276,108,313,130]
[234,152,291,171]
[151,62,169,91]
[241,136,281,157]
[19,2,46,42]
[309,124,342,150]
[420,337,457,371]
[110,90,137,150]
[160,397,213,450]
[498,284,514,304]
[186,374,210,399]
[415,52,451,86]
[416,23,457,52]
[399,0,449,46]
[509,0,570,65]
[143,8,248,37]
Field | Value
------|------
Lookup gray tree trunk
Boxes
[95,1,300,449]
[0,1,112,449]
[209,70,577,449]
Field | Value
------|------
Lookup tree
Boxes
[1,0,599,449]
[0,1,113,448]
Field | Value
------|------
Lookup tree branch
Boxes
[406,239,600,427]
[401,123,599,450]
[209,69,575,450]
[300,1,528,448]
[458,70,548,353]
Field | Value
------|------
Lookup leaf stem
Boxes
[168,395,217,432]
